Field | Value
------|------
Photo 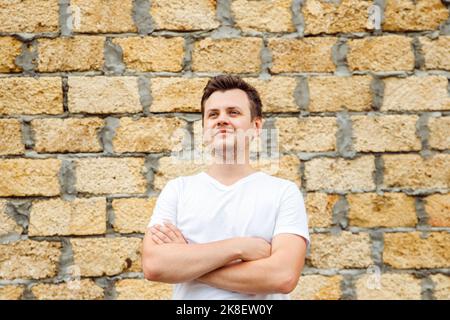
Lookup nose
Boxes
[215,111,230,127]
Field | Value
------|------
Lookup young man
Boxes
[142,75,310,299]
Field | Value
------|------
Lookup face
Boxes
[202,89,262,156]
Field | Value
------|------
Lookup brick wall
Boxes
[0,0,449,300]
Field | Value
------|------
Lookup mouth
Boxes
[215,129,234,136]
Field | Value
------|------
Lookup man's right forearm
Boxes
[143,238,242,284]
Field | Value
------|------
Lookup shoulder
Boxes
[163,172,204,190]
[256,171,299,191]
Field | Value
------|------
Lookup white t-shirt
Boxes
[147,170,310,300]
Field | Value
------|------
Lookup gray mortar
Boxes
[370,76,384,111]
[104,38,126,75]
[292,0,305,37]
[138,76,152,114]
[59,159,77,200]
[132,0,154,35]
[59,0,72,36]
[99,117,121,155]
[332,38,350,76]
[336,111,356,158]
[295,76,309,112]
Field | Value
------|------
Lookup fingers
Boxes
[164,222,187,243]
[157,224,179,241]
[150,225,173,243]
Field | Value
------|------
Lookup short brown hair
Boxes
[200,75,263,126]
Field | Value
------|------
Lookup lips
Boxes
[215,129,234,136]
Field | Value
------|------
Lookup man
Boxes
[142,74,310,299]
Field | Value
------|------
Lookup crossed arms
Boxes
[142,222,308,295]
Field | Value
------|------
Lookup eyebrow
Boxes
[206,106,242,112]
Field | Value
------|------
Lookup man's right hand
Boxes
[238,237,271,261]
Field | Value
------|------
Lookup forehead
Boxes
[204,88,251,112]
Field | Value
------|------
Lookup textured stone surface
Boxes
[309,231,372,268]
[291,275,342,300]
[347,36,414,71]
[113,117,187,153]
[347,193,417,227]
[71,0,136,33]
[268,37,336,73]
[0,159,61,197]
[382,76,450,111]
[383,154,450,189]
[116,279,173,299]
[305,156,375,192]
[150,77,208,112]
[0,0,59,32]
[305,192,339,228]
[424,194,450,227]
[232,0,294,32]
[0,240,61,280]
[0,77,63,115]
[351,115,421,152]
[31,279,104,300]
[383,0,449,31]
[192,38,262,73]
[356,273,422,300]
[384,232,450,269]
[29,198,106,236]
[32,118,104,153]
[431,274,450,300]
[112,197,157,234]
[68,76,142,114]
[0,200,22,237]
[0,36,22,73]
[75,157,147,195]
[302,0,372,35]
[0,119,24,155]
[113,37,184,72]
[37,36,104,72]
[71,237,142,276]
[308,76,372,112]
[419,36,450,71]
[275,117,337,152]
[428,117,450,150]
[0,285,23,300]
[151,0,219,31]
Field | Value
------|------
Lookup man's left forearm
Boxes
[196,257,293,295]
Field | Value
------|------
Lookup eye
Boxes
[230,110,240,115]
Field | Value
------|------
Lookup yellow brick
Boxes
[347,36,414,71]
[232,0,294,32]
[32,118,104,153]
[356,273,421,300]
[384,232,450,269]
[352,115,421,152]
[0,200,22,236]
[0,240,61,280]
[302,0,372,35]
[112,197,157,234]
[308,76,372,112]
[0,77,63,115]
[151,0,219,31]
[305,156,375,192]
[113,117,187,153]
[0,119,24,155]
[306,193,339,228]
[309,231,372,268]
[382,76,450,111]
[420,36,450,71]
[150,77,208,112]
[429,117,450,150]
[116,279,172,299]
[275,117,337,152]
[113,37,184,72]
[424,193,450,227]
[383,154,450,189]
[268,37,336,73]
[68,76,142,114]
[71,237,142,276]
[0,36,22,72]
[37,36,104,72]
[0,285,23,300]
[74,157,147,195]
[29,198,107,236]
[431,274,450,300]
[71,0,136,33]
[291,275,342,300]
[383,0,449,31]
[32,279,104,300]
[348,193,417,227]
[0,0,59,32]
[0,159,61,197]
[244,77,299,113]
[192,37,262,73]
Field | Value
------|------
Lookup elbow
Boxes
[142,252,162,281]
[277,273,299,294]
